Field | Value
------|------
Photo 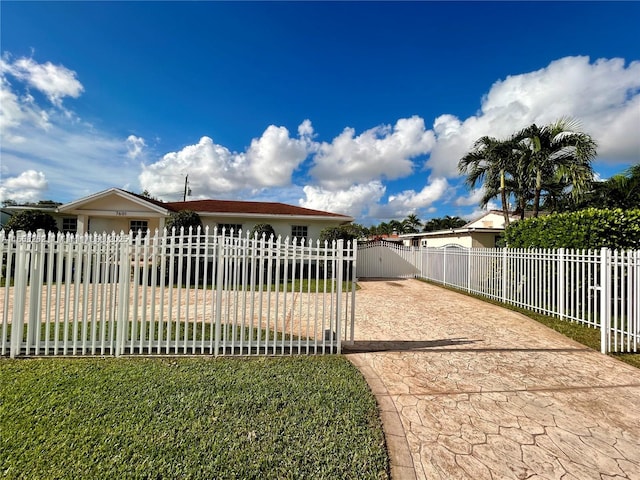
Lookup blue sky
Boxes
[1,1,639,226]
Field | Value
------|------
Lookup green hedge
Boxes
[504,208,640,250]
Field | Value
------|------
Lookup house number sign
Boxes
[115,211,127,216]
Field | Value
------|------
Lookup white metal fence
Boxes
[1,228,357,358]
[358,241,639,354]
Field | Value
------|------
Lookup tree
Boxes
[574,163,640,210]
[422,216,467,232]
[388,220,404,234]
[250,223,276,241]
[402,214,422,233]
[513,118,597,217]
[458,136,520,226]
[3,210,58,234]
[319,225,358,244]
[166,210,203,233]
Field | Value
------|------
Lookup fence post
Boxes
[10,233,29,358]
[348,239,357,344]
[600,247,610,354]
[502,248,508,303]
[467,248,472,293]
[27,233,46,355]
[214,238,224,356]
[335,240,344,354]
[557,248,565,320]
[115,236,130,357]
[443,247,447,285]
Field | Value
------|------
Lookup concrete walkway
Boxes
[344,279,640,480]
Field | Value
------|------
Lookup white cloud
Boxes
[0,75,51,140]
[466,200,500,221]
[140,121,313,200]
[371,177,449,219]
[246,124,310,187]
[310,116,435,189]
[301,181,386,218]
[1,55,83,107]
[454,188,485,207]
[427,56,640,178]
[0,55,143,201]
[0,170,48,203]
[126,135,146,160]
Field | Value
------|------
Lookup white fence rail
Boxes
[358,241,639,354]
[1,228,357,358]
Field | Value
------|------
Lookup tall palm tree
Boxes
[402,214,423,233]
[513,118,597,217]
[458,136,519,226]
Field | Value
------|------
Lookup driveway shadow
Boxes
[343,338,479,353]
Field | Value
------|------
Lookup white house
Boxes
[399,210,519,248]
[4,188,354,240]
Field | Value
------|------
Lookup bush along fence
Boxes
[1,228,357,358]
[357,241,639,354]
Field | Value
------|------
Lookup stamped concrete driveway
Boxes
[344,279,640,480]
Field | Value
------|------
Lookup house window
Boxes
[291,225,308,242]
[62,217,77,234]
[218,223,243,236]
[130,220,149,237]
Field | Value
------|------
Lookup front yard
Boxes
[0,356,389,479]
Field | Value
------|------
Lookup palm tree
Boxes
[402,214,423,233]
[513,118,597,217]
[441,215,467,229]
[422,216,467,232]
[458,136,519,226]
[388,220,404,234]
[572,163,640,210]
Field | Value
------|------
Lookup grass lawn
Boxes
[0,356,389,480]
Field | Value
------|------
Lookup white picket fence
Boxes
[358,241,640,354]
[1,228,357,358]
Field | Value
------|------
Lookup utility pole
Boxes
[183,175,189,201]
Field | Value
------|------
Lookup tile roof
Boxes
[165,199,352,219]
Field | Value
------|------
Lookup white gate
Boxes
[356,240,420,278]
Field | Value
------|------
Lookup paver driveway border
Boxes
[344,279,640,480]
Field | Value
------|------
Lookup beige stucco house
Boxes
[5,188,353,241]
[400,210,519,248]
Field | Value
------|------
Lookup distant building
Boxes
[399,210,519,248]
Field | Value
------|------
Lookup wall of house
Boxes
[198,217,344,242]
[421,232,500,249]
[421,234,474,248]
[87,217,163,235]
[470,232,501,248]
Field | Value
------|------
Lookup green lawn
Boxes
[0,356,389,480]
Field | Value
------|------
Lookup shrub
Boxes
[250,223,276,240]
[319,225,358,244]
[166,210,202,233]
[3,210,58,234]
[504,208,640,249]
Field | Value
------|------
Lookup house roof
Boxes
[58,188,171,215]
[165,199,353,221]
[58,188,353,222]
